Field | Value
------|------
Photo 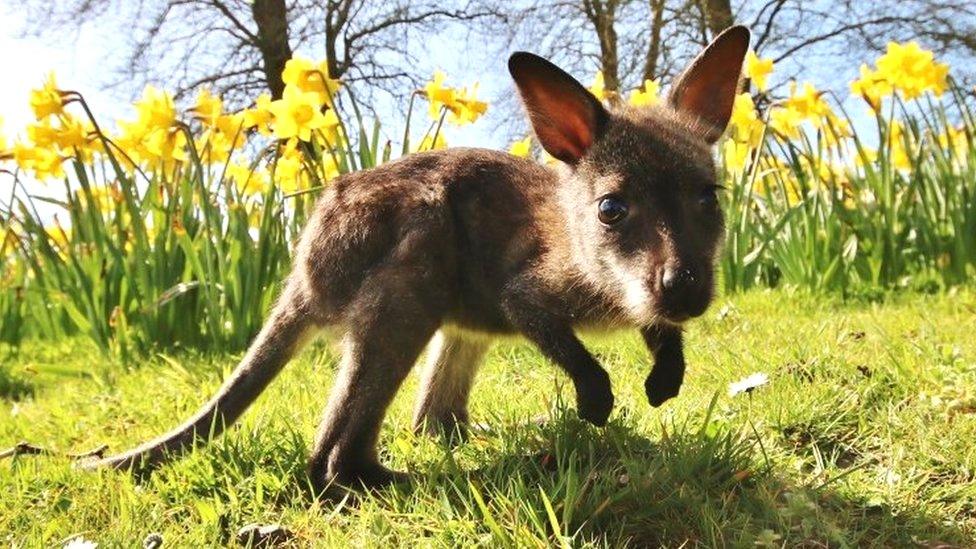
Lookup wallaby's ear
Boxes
[668,26,751,143]
[508,52,608,164]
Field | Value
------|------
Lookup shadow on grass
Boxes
[128,407,971,547]
[418,410,972,547]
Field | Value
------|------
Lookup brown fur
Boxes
[90,27,751,494]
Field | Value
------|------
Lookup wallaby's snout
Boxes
[656,262,712,322]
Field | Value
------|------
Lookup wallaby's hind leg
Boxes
[307,274,442,493]
[412,330,490,437]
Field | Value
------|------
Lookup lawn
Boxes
[1,289,975,547]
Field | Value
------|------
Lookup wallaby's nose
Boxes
[661,266,696,293]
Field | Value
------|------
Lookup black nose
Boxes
[661,266,696,293]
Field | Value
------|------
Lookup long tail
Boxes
[89,285,314,470]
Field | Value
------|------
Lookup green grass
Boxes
[2,289,975,546]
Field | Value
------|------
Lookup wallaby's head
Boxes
[509,26,750,326]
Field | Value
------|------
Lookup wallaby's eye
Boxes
[597,196,629,225]
[699,186,722,209]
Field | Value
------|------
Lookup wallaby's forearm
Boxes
[641,325,685,407]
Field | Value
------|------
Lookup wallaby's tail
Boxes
[88,285,314,471]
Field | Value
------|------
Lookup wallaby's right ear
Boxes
[508,52,608,164]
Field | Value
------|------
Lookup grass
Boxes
[1,289,975,547]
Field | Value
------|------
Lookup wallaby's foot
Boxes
[645,372,680,407]
[413,410,470,443]
[575,370,614,426]
[312,454,409,495]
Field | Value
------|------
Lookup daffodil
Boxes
[588,70,607,101]
[508,136,532,158]
[30,73,64,119]
[783,82,830,121]
[728,93,764,147]
[281,57,341,107]
[192,88,223,127]
[744,51,774,92]
[887,120,912,171]
[850,64,891,111]
[875,41,948,99]
[134,85,178,130]
[243,93,274,136]
[227,162,269,197]
[423,71,456,119]
[769,105,803,139]
[448,83,488,126]
[273,139,310,193]
[722,138,751,173]
[320,108,342,146]
[55,115,90,151]
[628,79,660,107]
[14,142,64,180]
[269,85,329,141]
[143,126,190,166]
[26,120,59,149]
[414,132,447,152]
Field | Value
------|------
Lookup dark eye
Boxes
[598,196,629,225]
[699,186,722,208]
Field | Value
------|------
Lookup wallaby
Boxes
[89,26,751,493]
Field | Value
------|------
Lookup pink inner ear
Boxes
[669,26,750,143]
[524,87,598,163]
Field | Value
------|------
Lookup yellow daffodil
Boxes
[134,85,178,129]
[744,51,774,92]
[81,185,121,212]
[850,42,948,107]
[850,64,891,111]
[269,85,329,141]
[449,83,488,126]
[769,105,803,139]
[192,88,223,127]
[143,126,189,166]
[14,142,64,180]
[628,79,660,107]
[421,72,488,126]
[281,57,341,107]
[784,82,830,121]
[27,120,59,149]
[55,115,90,151]
[424,71,457,119]
[722,138,751,173]
[588,70,607,101]
[887,120,912,171]
[875,41,948,100]
[414,132,447,152]
[508,136,532,158]
[320,108,342,147]
[30,73,64,119]
[227,162,269,197]
[728,93,764,147]
[273,139,310,193]
[243,93,274,136]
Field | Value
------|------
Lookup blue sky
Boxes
[0,7,512,153]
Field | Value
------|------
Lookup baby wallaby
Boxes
[91,26,750,493]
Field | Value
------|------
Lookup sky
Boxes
[0,9,128,138]
[0,6,509,155]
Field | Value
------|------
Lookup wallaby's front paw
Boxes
[645,371,680,407]
[576,372,614,426]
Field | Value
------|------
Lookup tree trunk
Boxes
[251,0,293,99]
[641,0,666,82]
[582,0,621,100]
[702,0,734,37]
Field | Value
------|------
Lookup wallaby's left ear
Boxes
[668,25,751,143]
